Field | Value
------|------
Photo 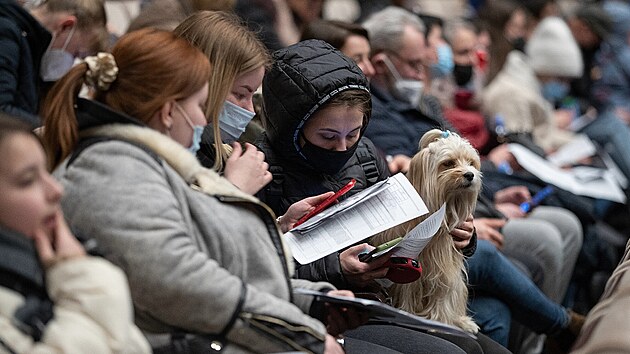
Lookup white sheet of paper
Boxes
[392,203,446,259]
[292,177,392,233]
[508,144,626,203]
[284,173,429,264]
[547,134,596,167]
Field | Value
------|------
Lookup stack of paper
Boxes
[285,173,428,264]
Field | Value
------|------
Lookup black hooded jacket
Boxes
[0,0,51,126]
[256,40,390,288]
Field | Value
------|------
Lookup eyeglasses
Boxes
[385,51,424,74]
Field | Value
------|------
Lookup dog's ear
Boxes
[419,129,445,150]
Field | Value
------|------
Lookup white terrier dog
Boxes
[373,129,482,333]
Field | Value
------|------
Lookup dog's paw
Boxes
[458,316,480,334]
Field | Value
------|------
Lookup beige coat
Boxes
[482,51,574,152]
[571,238,630,354]
[0,257,150,354]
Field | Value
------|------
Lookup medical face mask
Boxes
[453,64,474,87]
[218,100,256,143]
[175,103,204,154]
[541,80,570,103]
[382,55,424,107]
[298,132,359,175]
[430,43,454,78]
[40,26,76,82]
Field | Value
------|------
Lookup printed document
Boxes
[284,173,428,264]
[363,204,446,262]
[508,144,626,203]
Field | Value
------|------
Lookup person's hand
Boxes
[555,108,575,130]
[279,192,335,233]
[388,154,411,174]
[224,142,272,195]
[339,244,390,288]
[34,210,86,269]
[451,214,474,249]
[325,290,367,337]
[474,218,506,249]
[324,334,345,354]
[494,186,531,205]
[495,203,526,219]
[487,144,519,171]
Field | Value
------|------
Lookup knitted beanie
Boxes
[525,17,583,78]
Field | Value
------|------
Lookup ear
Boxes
[51,14,77,33]
[371,52,389,75]
[150,101,175,134]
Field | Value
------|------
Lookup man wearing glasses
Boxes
[362,6,451,173]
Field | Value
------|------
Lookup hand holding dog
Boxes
[340,243,390,287]
[450,214,475,249]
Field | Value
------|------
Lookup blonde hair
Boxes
[37,0,108,50]
[42,28,211,169]
[174,11,270,171]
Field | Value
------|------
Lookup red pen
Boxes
[293,179,356,227]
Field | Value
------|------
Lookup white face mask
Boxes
[382,55,424,107]
[218,100,256,143]
[40,26,76,82]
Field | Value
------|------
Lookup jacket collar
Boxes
[76,98,145,131]
[0,227,45,292]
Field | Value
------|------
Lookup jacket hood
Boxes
[262,39,370,161]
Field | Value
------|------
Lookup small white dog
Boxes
[373,129,482,333]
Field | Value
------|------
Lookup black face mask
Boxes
[299,133,359,175]
[453,64,473,86]
[510,37,526,52]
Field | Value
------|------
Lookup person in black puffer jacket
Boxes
[256,39,515,354]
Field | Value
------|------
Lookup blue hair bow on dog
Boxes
[442,130,451,138]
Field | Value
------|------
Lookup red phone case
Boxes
[293,179,356,227]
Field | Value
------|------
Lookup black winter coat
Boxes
[257,40,382,288]
[0,0,50,126]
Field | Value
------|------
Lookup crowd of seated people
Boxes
[2,0,630,353]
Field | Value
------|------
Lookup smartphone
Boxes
[293,179,357,227]
[359,236,403,262]
[519,186,554,213]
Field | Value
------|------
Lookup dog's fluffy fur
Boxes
[372,129,482,333]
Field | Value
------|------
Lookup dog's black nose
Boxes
[464,172,474,181]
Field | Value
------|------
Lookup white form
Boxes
[284,173,428,264]
[392,203,446,259]
[508,144,626,203]
[547,134,596,167]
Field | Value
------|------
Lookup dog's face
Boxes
[408,130,481,212]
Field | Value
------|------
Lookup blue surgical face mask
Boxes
[175,103,204,154]
[430,43,454,78]
[40,26,76,82]
[541,80,570,103]
[218,100,256,143]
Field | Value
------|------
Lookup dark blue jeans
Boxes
[466,240,569,346]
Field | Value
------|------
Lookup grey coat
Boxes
[54,115,330,353]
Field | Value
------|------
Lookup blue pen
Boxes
[520,186,554,213]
